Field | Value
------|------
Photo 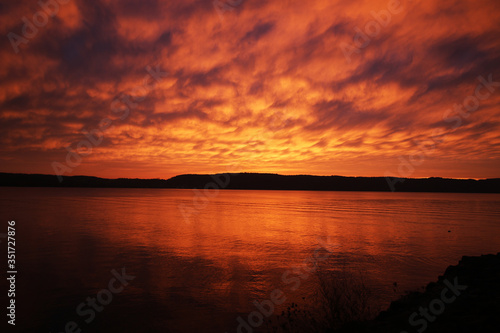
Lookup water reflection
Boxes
[1,188,499,332]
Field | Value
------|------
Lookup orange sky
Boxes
[1,0,499,180]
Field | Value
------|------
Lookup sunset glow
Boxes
[1,0,499,179]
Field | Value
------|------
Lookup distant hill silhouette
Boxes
[1,172,499,193]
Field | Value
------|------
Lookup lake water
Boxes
[1,187,499,332]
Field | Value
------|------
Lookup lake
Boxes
[1,187,499,332]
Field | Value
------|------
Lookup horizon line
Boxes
[0,171,496,181]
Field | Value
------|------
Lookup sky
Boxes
[1,0,499,180]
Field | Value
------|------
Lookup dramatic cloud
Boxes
[1,0,499,179]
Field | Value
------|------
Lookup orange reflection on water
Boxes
[3,187,500,332]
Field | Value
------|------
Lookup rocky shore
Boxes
[342,253,500,333]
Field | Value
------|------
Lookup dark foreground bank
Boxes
[344,253,500,333]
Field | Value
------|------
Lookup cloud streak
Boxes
[1,0,499,179]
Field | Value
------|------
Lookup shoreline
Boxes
[1,172,499,193]
[344,253,500,332]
